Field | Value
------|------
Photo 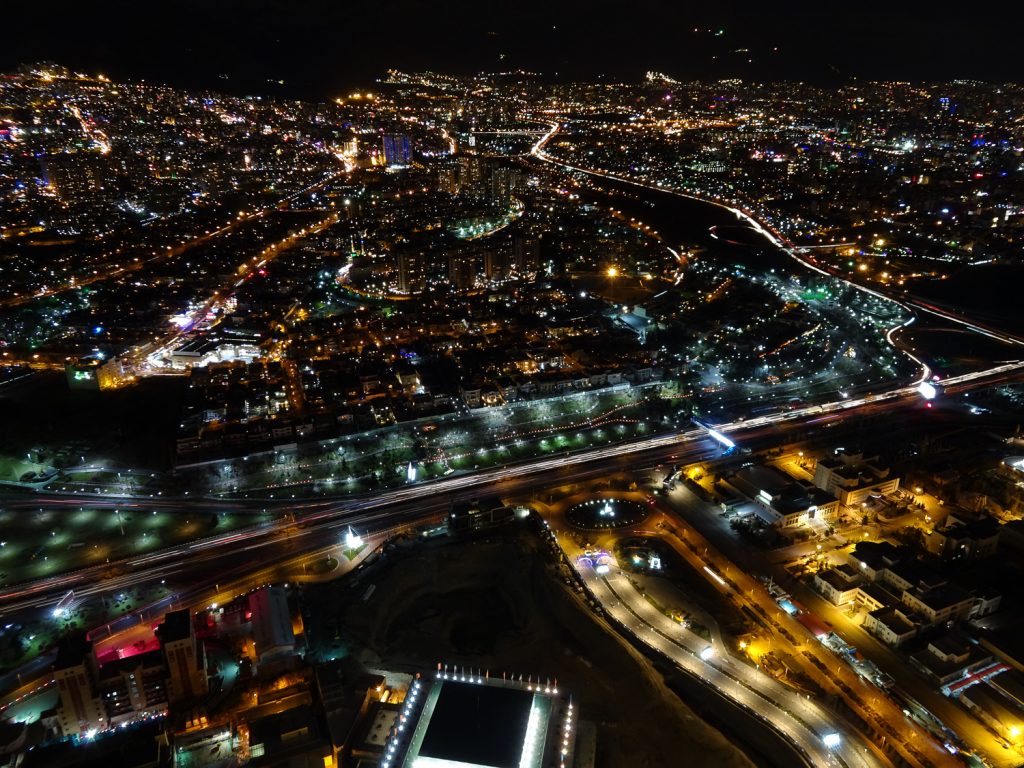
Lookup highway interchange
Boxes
[2,359,1021,620]
[1,121,1022,768]
[0,361,1021,768]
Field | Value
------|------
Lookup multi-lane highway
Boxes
[1,359,1020,623]
[3,119,1016,621]
[1,121,1021,765]
[0,354,1017,768]
[541,495,963,768]
[573,554,876,768]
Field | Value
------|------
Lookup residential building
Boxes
[813,449,899,507]
[926,514,1000,560]
[813,565,862,606]
[863,607,921,647]
[901,584,977,626]
[249,586,296,664]
[54,636,107,737]
[157,610,208,704]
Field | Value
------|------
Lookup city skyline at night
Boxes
[3,3,1022,99]
[1,8,1024,768]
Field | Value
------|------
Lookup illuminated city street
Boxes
[2,14,1024,768]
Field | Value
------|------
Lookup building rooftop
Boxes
[829,564,857,581]
[817,568,860,591]
[391,673,575,768]
[771,483,835,516]
[913,584,973,612]
[912,642,990,684]
[735,464,791,495]
[929,632,973,660]
[418,683,534,768]
[55,634,93,670]
[868,606,919,637]
[962,683,1024,732]
[158,609,193,644]
[97,649,165,680]
[249,587,295,661]
[940,516,1001,541]
[363,707,400,748]
[817,456,889,483]
[849,541,903,572]
[884,560,942,590]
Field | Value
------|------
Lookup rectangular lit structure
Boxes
[383,670,578,768]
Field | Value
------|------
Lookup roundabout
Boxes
[566,497,648,530]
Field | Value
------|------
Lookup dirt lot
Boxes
[0,371,185,472]
[308,525,755,768]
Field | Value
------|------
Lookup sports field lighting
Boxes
[705,427,735,449]
[345,527,363,549]
[52,590,74,619]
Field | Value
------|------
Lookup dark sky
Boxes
[2,1,1021,98]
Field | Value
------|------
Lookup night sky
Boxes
[2,1,1021,98]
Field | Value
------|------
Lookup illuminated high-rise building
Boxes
[458,155,487,200]
[513,236,541,275]
[489,164,518,207]
[54,636,106,737]
[438,165,459,195]
[157,609,208,703]
[382,134,412,166]
[484,247,512,282]
[398,252,426,294]
[449,254,478,291]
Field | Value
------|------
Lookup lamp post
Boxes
[606,266,619,301]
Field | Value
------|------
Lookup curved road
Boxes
[528,119,1024,371]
